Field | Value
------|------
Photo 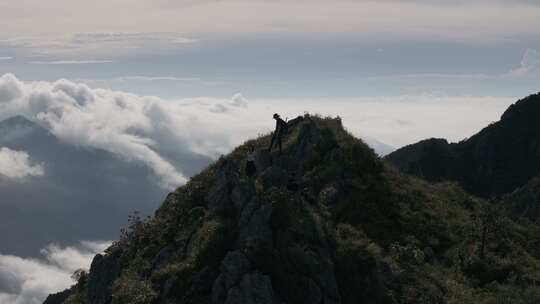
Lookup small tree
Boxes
[474,200,506,260]
[71,269,88,290]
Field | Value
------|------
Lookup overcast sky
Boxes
[0,0,538,100]
[1,1,540,303]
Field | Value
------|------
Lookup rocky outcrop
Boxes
[86,250,122,304]
[43,289,72,304]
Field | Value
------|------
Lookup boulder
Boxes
[212,251,253,303]
[220,251,252,290]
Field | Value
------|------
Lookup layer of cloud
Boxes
[0,57,12,60]
[367,49,540,82]
[0,147,44,179]
[0,32,197,58]
[0,0,540,43]
[0,241,111,304]
[111,76,200,82]
[240,95,517,148]
[0,74,251,189]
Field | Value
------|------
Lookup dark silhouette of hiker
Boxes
[245,145,256,178]
[268,113,287,154]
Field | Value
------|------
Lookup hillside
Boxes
[45,115,540,304]
[386,93,540,198]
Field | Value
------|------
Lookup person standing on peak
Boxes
[268,113,287,154]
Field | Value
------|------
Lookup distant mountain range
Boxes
[386,93,540,198]
[0,116,210,257]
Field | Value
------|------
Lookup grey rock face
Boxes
[86,251,121,304]
[237,203,273,247]
[212,251,253,304]
[207,160,240,212]
[239,197,261,228]
[220,251,252,290]
[231,181,256,210]
[224,272,278,304]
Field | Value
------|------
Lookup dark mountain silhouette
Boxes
[0,115,210,256]
[386,93,540,198]
[45,115,540,304]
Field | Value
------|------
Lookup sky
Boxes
[0,1,540,303]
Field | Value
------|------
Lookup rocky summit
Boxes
[45,115,540,304]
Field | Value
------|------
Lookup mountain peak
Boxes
[0,115,48,144]
[45,113,540,304]
[0,114,36,126]
[500,92,540,121]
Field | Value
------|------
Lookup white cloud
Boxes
[230,93,248,108]
[0,147,44,179]
[29,60,114,65]
[0,57,12,60]
[0,74,252,189]
[510,49,540,77]
[0,241,111,304]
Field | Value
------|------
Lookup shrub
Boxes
[111,271,157,304]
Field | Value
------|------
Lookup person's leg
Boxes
[268,133,276,151]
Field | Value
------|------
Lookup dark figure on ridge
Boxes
[245,145,257,178]
[268,113,287,154]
